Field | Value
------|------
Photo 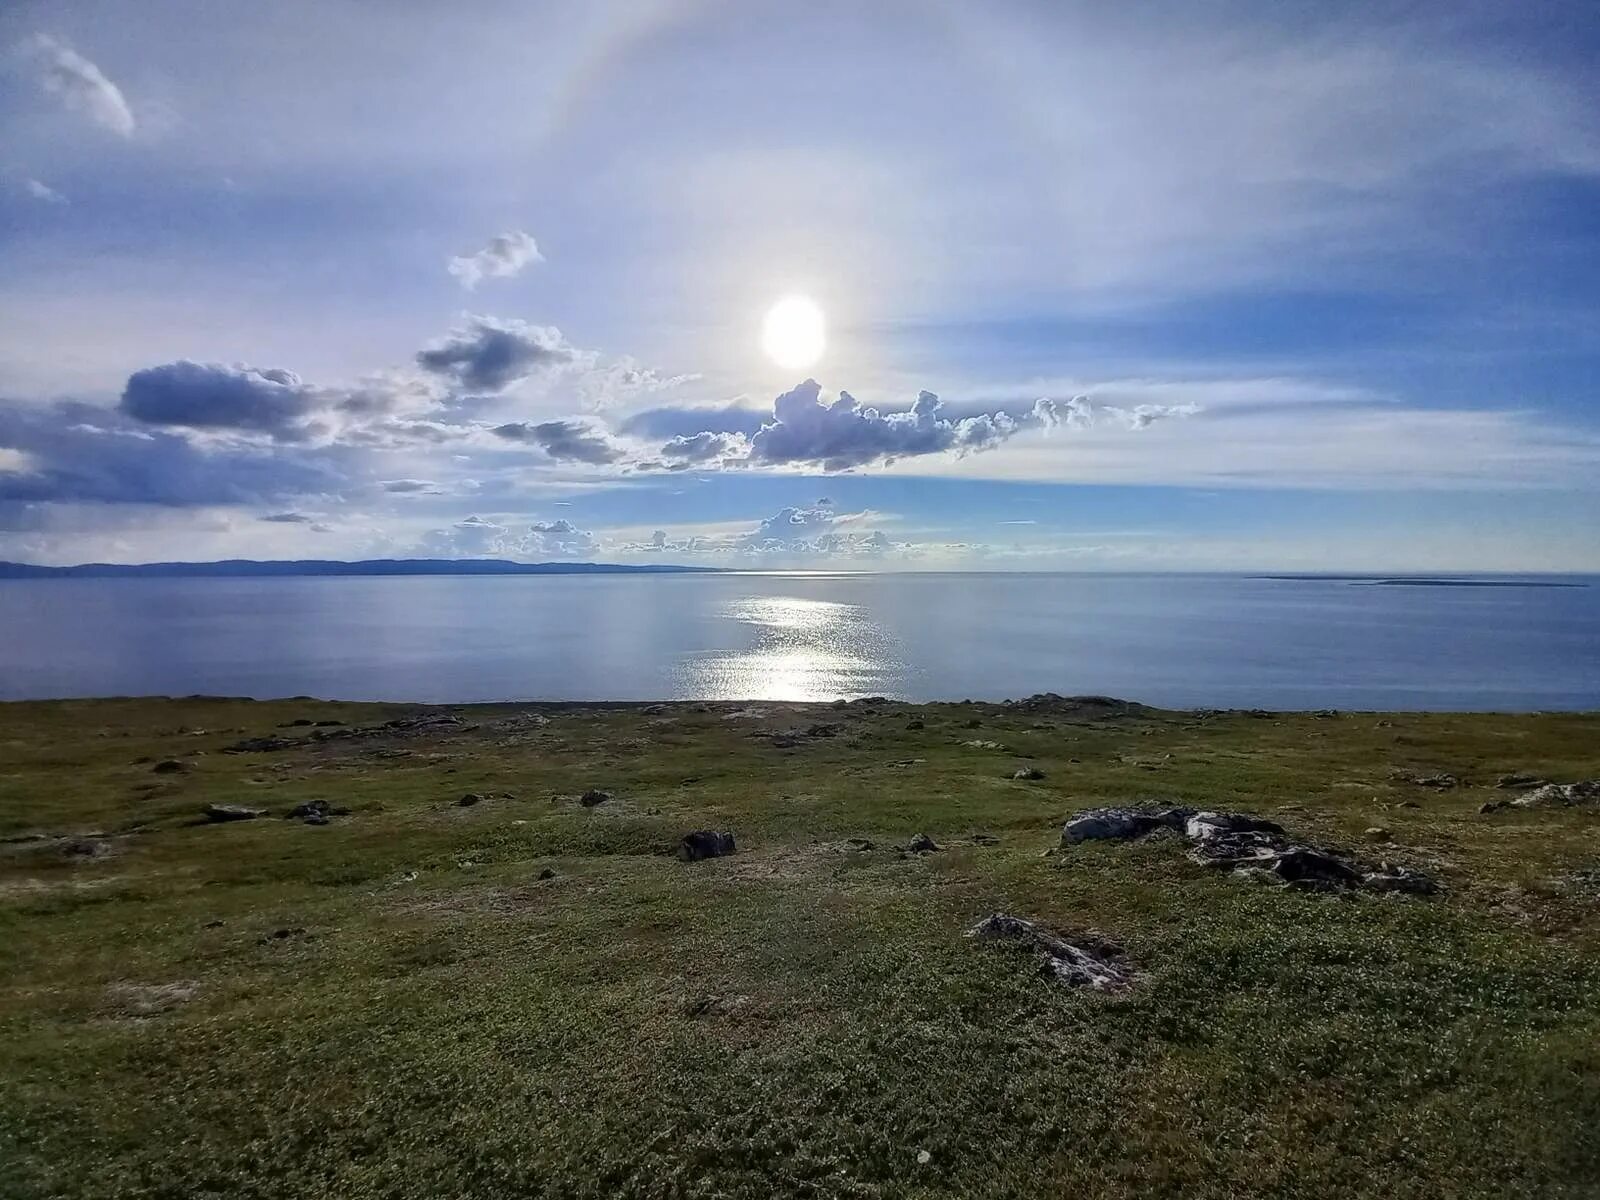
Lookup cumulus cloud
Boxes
[491,419,623,464]
[417,514,598,559]
[120,361,326,442]
[660,431,747,464]
[631,504,901,560]
[23,34,136,136]
[415,315,589,392]
[743,379,1040,471]
[447,231,542,290]
[620,403,772,441]
[24,178,66,204]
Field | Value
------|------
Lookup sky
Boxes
[1,0,1598,571]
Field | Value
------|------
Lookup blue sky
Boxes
[1,0,1597,569]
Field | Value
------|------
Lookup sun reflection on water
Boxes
[680,595,899,701]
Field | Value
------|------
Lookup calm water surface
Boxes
[0,572,1596,710]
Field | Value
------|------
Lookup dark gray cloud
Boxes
[745,380,1024,471]
[0,399,335,508]
[24,34,135,136]
[416,316,586,392]
[660,431,746,463]
[447,231,542,289]
[120,361,325,441]
[381,479,440,494]
[260,511,313,523]
[492,419,622,464]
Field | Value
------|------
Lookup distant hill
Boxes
[0,558,724,579]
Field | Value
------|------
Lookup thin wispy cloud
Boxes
[22,34,135,136]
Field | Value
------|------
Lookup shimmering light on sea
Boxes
[678,595,901,700]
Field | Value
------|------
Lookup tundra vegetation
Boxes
[2,695,1597,1198]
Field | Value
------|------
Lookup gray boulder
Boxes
[1061,806,1192,845]
[202,803,263,823]
[967,913,1135,990]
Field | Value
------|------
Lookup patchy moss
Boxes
[1,696,1598,1198]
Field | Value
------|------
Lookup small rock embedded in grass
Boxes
[678,830,736,861]
[845,837,876,851]
[536,867,556,881]
[905,832,940,854]
[151,759,187,774]
[457,793,484,807]
[286,799,348,825]
[905,718,924,731]
[968,913,1135,991]
[1012,766,1045,781]
[579,789,611,807]
[1365,826,1391,841]
[202,803,264,823]
[916,1149,932,1166]
[962,739,1007,752]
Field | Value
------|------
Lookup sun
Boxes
[761,295,826,370]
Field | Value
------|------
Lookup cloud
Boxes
[23,34,135,137]
[260,511,314,523]
[660,431,747,464]
[0,399,336,508]
[491,419,623,464]
[120,361,325,441]
[416,514,598,559]
[381,479,440,494]
[447,231,543,290]
[741,379,1041,471]
[620,403,771,441]
[415,315,589,392]
[24,178,66,204]
[631,504,901,560]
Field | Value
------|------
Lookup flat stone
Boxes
[967,913,1135,991]
[457,792,484,807]
[579,789,612,807]
[1510,780,1600,809]
[1012,766,1046,781]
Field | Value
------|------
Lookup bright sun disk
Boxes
[761,295,826,370]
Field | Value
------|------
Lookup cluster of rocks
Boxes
[1061,805,1436,894]
[200,799,349,825]
[967,913,1136,990]
[1481,779,1600,813]
[224,713,471,754]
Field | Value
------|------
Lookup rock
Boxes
[1496,772,1547,790]
[1062,806,1192,845]
[536,867,556,880]
[202,803,263,823]
[1268,847,1362,887]
[830,698,849,710]
[1183,811,1283,841]
[678,830,736,861]
[905,719,925,731]
[845,837,876,851]
[806,723,842,738]
[223,735,301,753]
[1362,864,1438,895]
[1479,800,1507,814]
[961,739,1008,751]
[916,1149,932,1166]
[579,789,612,807]
[457,792,484,807]
[1510,780,1600,809]
[642,703,668,715]
[1365,826,1391,841]
[906,832,940,854]
[279,718,316,727]
[1012,766,1046,781]
[1394,771,1458,789]
[970,833,1000,846]
[967,913,1135,990]
[151,759,187,774]
[963,718,983,728]
[285,799,348,825]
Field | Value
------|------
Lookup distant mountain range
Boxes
[0,558,724,579]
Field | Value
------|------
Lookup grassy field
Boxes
[2,694,1598,1199]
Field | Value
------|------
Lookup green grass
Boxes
[2,696,1598,1198]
